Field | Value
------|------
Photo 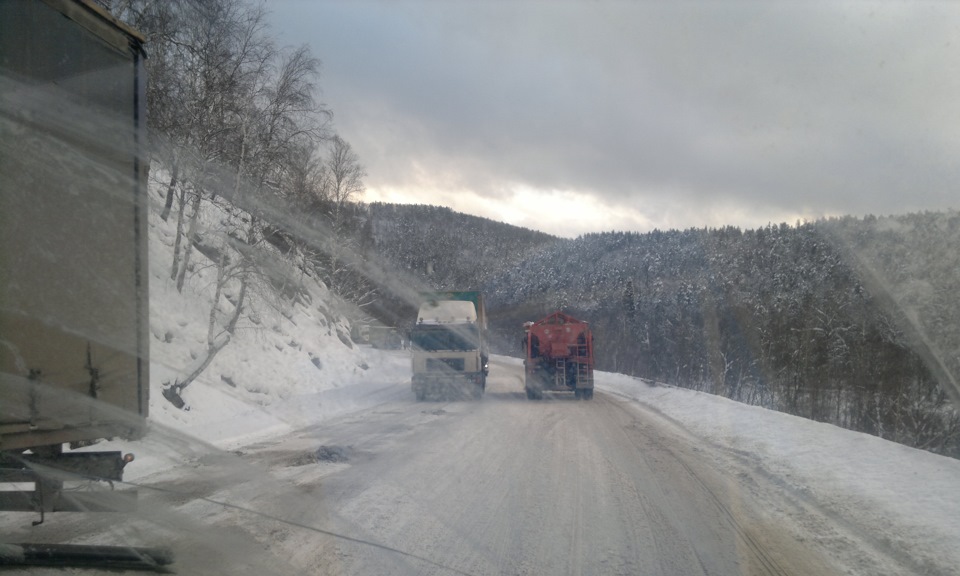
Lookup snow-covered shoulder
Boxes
[598,371,960,574]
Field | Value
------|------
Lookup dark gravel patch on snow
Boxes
[287,446,351,466]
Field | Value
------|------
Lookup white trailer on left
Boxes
[0,0,150,524]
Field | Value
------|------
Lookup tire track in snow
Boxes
[600,391,827,576]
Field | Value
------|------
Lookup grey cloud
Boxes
[270,1,960,232]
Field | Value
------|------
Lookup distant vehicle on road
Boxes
[523,311,595,400]
[410,291,488,400]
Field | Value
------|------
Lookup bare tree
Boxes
[326,135,366,234]
[311,136,378,309]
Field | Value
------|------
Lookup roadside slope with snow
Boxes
[143,171,406,449]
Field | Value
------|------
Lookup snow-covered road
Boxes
[255,356,828,576]
[3,355,953,575]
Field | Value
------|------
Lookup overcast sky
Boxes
[268,1,960,238]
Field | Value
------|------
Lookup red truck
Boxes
[523,311,595,400]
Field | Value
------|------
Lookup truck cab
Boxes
[411,295,488,400]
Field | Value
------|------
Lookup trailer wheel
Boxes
[574,389,583,400]
[415,390,426,401]
[584,389,594,400]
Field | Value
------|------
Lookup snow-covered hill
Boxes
[143,172,407,448]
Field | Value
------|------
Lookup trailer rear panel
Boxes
[0,0,149,450]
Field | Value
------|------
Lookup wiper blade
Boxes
[0,543,173,572]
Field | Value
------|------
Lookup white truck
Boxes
[410,292,488,400]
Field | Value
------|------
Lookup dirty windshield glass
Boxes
[410,324,480,352]
[1,1,959,575]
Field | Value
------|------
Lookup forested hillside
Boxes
[359,203,557,327]
[360,205,960,456]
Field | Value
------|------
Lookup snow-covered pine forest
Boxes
[352,206,960,457]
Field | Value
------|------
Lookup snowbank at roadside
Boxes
[595,368,960,575]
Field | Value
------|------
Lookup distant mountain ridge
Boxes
[367,202,557,283]
[360,202,558,326]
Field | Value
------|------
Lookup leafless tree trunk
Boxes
[170,185,188,280]
[167,228,251,399]
[176,188,202,293]
[159,153,179,221]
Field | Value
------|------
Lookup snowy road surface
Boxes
[260,358,830,576]
[2,357,941,575]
